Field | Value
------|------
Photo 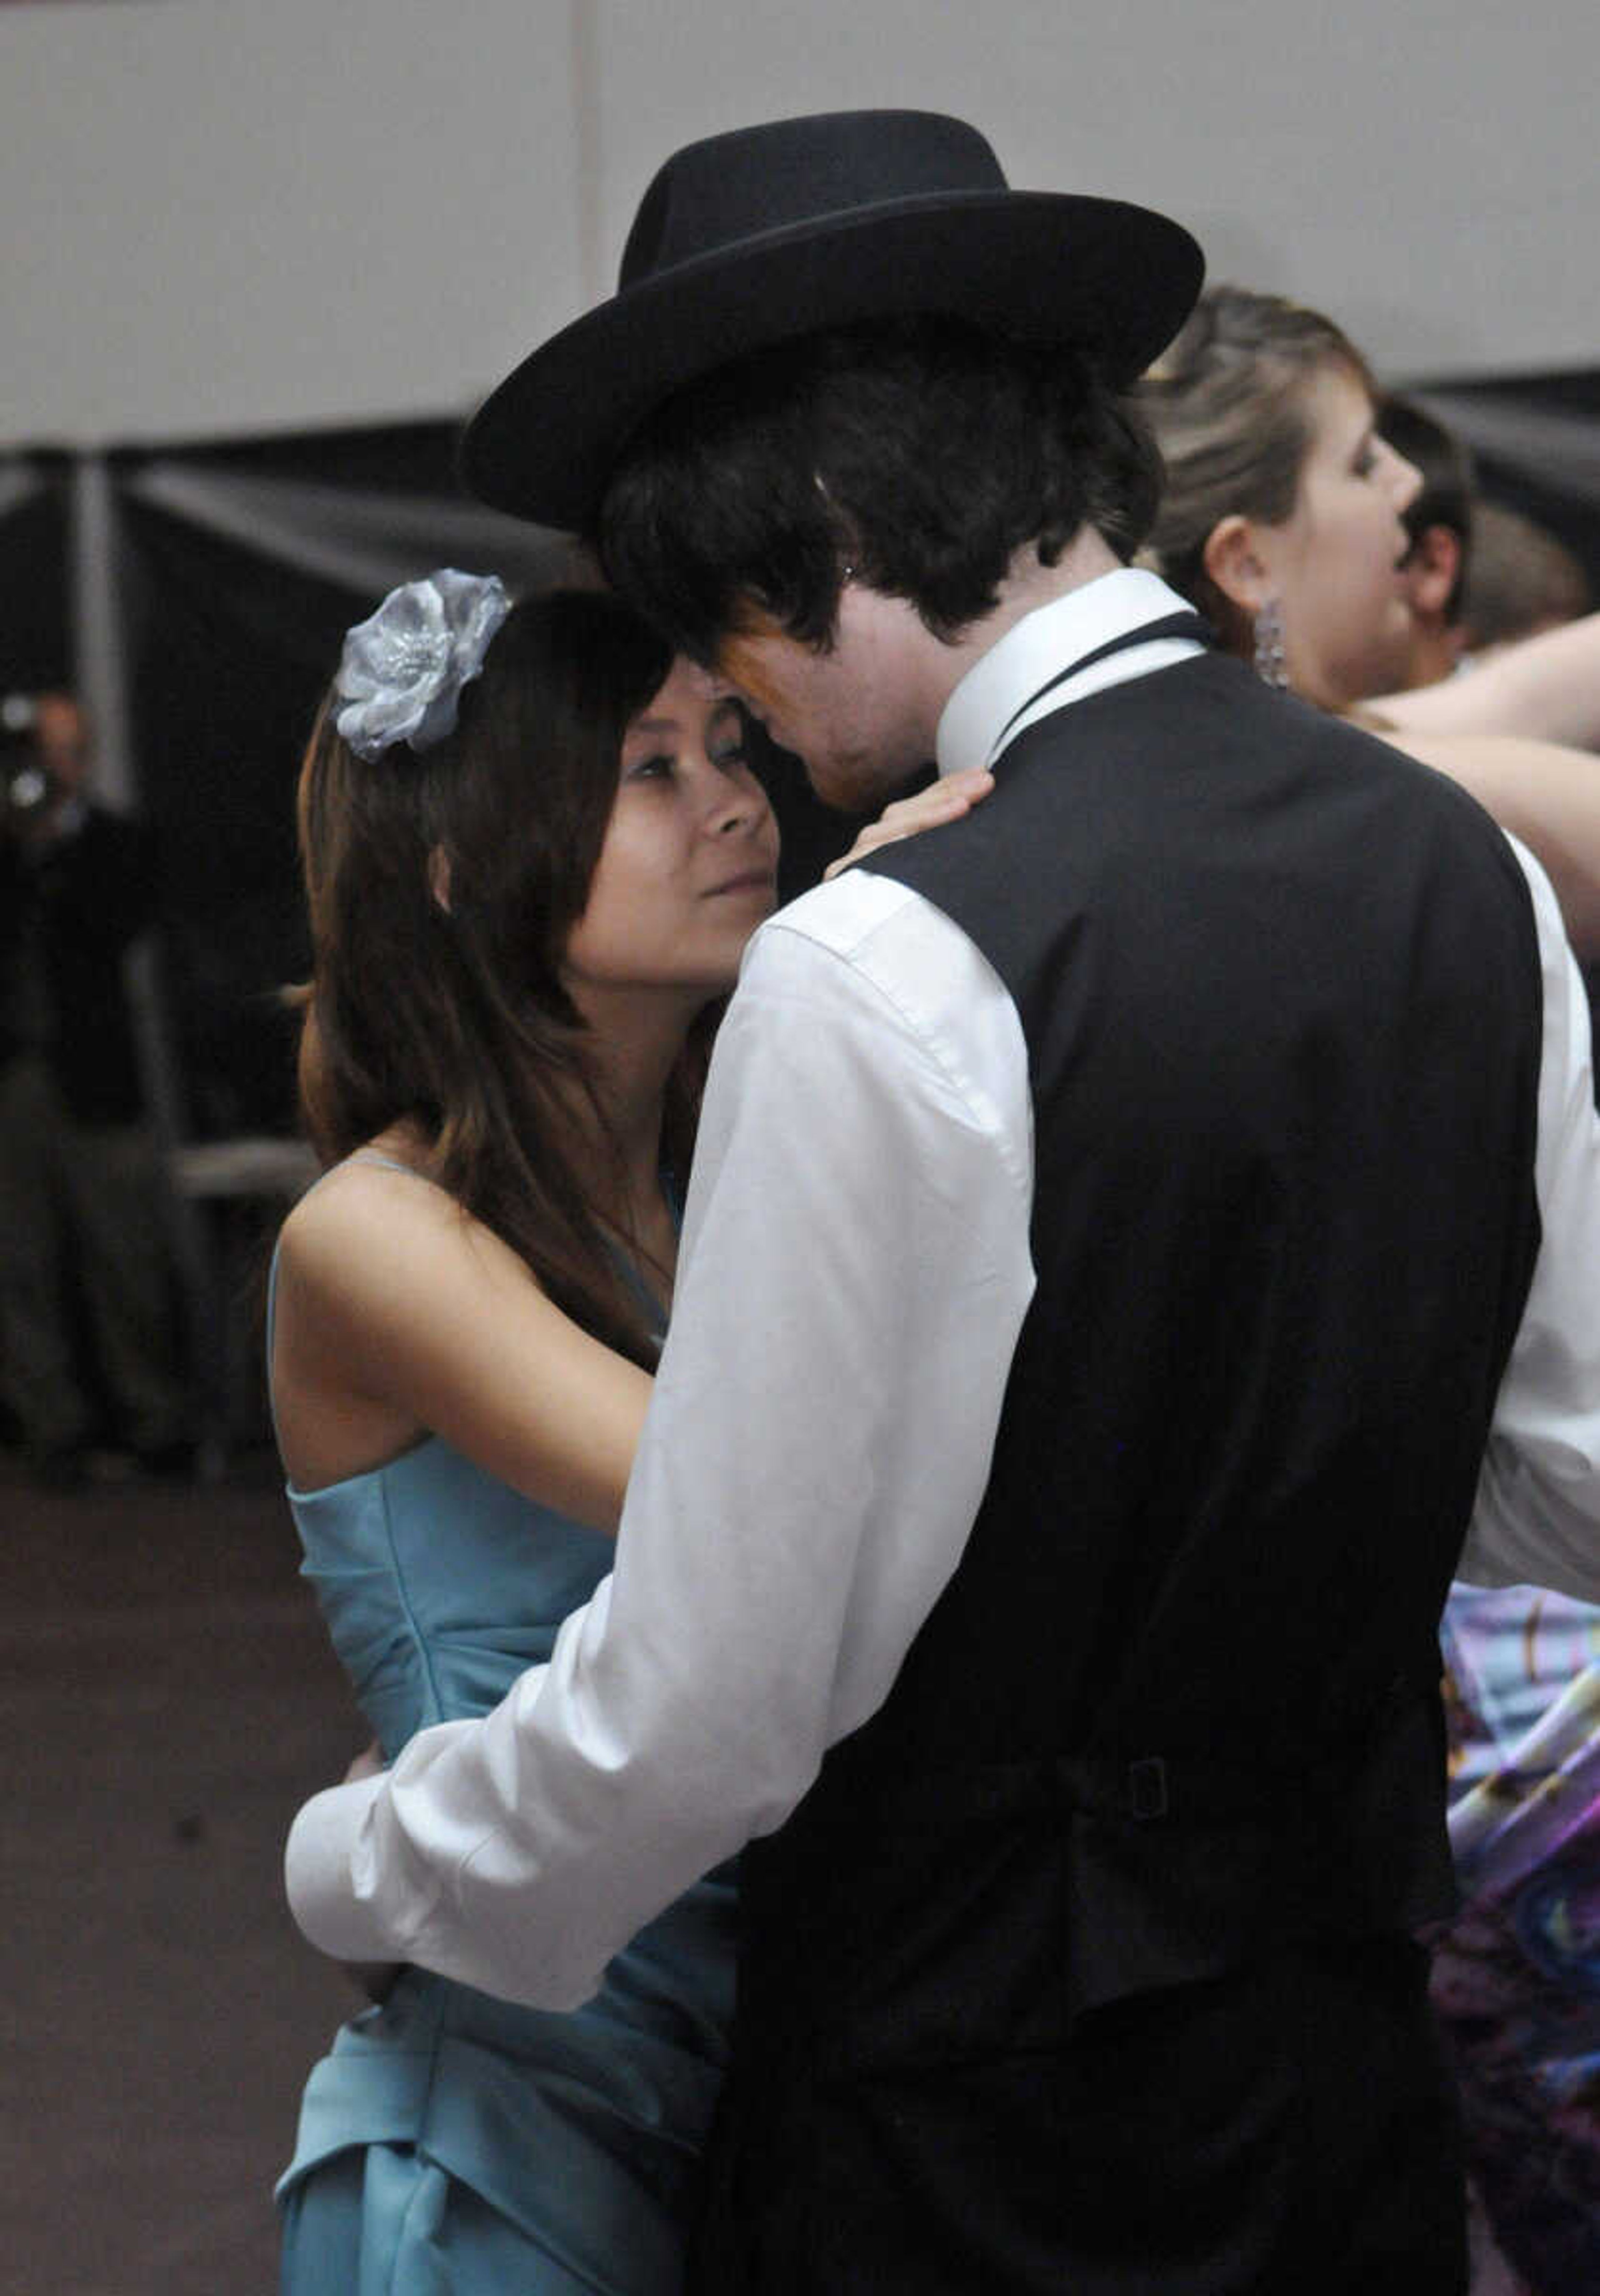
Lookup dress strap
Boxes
[347,1149,432,1178]
[263,1239,286,1454]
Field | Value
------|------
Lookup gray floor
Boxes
[4,1452,362,2296]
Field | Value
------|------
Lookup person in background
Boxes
[0,691,190,1485]
[1138,284,1600,957]
[1140,284,1600,2292]
[1142,287,1600,767]
[1378,394,1475,690]
[1461,498,1593,659]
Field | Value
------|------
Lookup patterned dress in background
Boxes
[1433,1586,1600,2292]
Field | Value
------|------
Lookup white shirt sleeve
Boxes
[285,874,1036,2007]
[1460,836,1600,1594]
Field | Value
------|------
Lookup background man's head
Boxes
[1459,499,1592,656]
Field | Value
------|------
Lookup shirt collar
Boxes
[936,567,1198,778]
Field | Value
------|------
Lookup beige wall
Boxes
[2,0,1595,447]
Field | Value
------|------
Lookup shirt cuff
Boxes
[284,1770,399,1963]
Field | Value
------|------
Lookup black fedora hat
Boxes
[461,109,1203,531]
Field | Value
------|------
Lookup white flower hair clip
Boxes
[333,569,511,761]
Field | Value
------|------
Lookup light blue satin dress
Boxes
[272,1202,736,2294]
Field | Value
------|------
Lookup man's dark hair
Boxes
[597,315,1163,663]
[1378,395,1475,622]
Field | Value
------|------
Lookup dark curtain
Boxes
[0,455,72,693]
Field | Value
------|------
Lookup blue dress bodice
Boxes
[292,1429,618,1757]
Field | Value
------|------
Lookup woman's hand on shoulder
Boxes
[823,766,995,881]
[272,1159,651,1532]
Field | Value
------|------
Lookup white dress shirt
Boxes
[286,569,1600,2008]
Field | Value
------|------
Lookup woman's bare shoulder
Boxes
[278,1147,520,1310]
[272,1143,650,1527]
[281,1148,450,1256]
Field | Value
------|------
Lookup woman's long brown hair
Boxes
[292,586,710,1368]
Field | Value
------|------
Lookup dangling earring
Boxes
[1253,597,1289,690]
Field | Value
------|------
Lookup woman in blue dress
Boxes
[272,572,986,2293]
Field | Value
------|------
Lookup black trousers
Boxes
[693,1934,1467,2295]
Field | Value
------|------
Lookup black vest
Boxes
[698,650,1544,2291]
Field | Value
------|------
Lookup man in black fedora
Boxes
[289,112,1600,2290]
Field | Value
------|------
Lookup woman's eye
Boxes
[1352,444,1376,479]
[628,752,674,781]
[711,742,751,773]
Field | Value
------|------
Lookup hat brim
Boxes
[460,190,1203,531]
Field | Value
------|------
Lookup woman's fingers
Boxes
[825,767,995,878]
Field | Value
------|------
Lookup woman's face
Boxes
[1252,362,1422,709]
[562,657,779,1018]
